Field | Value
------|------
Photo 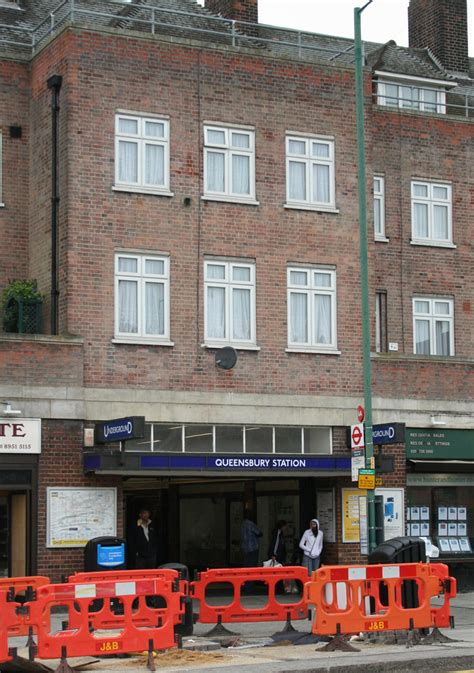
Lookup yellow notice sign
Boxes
[342,488,367,542]
[358,469,376,490]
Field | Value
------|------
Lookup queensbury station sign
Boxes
[95,416,145,444]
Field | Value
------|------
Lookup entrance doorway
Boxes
[0,491,29,577]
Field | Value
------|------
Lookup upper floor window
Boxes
[373,175,385,239]
[114,253,170,343]
[204,259,256,347]
[413,297,454,356]
[411,180,452,245]
[287,267,337,352]
[114,114,171,194]
[203,125,256,203]
[286,135,335,210]
[377,81,446,114]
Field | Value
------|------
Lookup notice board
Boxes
[47,487,117,548]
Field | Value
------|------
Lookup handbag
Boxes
[263,558,282,568]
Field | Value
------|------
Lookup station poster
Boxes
[47,487,117,548]
[342,487,404,543]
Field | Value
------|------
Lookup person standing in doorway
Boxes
[299,518,323,576]
[130,508,158,569]
[241,509,262,567]
[268,519,288,565]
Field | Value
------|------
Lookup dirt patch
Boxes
[148,649,227,668]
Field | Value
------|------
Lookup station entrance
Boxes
[124,476,327,572]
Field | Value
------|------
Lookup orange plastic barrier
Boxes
[67,569,186,631]
[190,566,308,624]
[25,576,182,660]
[304,562,456,636]
[0,576,50,637]
[0,590,16,664]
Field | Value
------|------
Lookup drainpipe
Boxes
[47,74,62,335]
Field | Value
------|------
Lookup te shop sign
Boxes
[0,418,41,454]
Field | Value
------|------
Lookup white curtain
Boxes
[145,144,164,186]
[314,294,332,344]
[374,198,382,235]
[435,320,450,355]
[119,280,138,333]
[413,203,428,238]
[206,151,225,192]
[145,282,164,335]
[118,141,138,183]
[232,154,250,195]
[207,286,226,338]
[289,161,306,201]
[290,293,307,343]
[313,164,330,203]
[415,319,430,354]
[232,288,250,340]
[433,204,448,239]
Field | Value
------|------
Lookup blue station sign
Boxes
[95,416,145,444]
[346,422,405,448]
[84,453,350,472]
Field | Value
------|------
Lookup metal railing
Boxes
[2,0,352,60]
[373,90,473,119]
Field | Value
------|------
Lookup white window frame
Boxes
[114,252,171,344]
[412,296,454,357]
[114,113,171,195]
[373,175,386,240]
[411,180,452,246]
[285,134,336,211]
[203,125,256,204]
[377,81,446,114]
[204,259,256,347]
[286,266,338,353]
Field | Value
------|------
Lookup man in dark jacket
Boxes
[129,508,158,569]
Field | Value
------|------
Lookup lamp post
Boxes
[354,0,376,552]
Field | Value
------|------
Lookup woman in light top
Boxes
[299,518,323,576]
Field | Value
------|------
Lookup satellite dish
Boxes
[215,346,238,370]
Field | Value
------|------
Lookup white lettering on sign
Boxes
[214,458,307,469]
[373,426,395,441]
[104,421,133,439]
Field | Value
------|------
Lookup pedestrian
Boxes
[241,509,262,567]
[129,507,158,569]
[299,518,323,576]
[268,519,288,566]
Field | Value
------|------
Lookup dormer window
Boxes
[375,75,449,114]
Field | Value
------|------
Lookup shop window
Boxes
[245,426,273,454]
[274,427,302,454]
[215,426,244,453]
[303,427,332,454]
[184,425,213,453]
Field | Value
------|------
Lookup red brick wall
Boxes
[0,60,30,289]
[37,419,123,582]
[205,0,258,24]
[408,0,469,73]
[0,335,83,387]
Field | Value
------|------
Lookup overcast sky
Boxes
[197,0,474,56]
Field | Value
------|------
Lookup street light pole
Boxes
[354,0,376,553]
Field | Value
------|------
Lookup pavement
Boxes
[3,590,474,673]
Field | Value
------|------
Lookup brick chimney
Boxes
[205,0,258,25]
[408,0,469,73]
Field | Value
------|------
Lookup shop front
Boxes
[0,418,40,577]
[406,428,474,562]
[85,421,349,571]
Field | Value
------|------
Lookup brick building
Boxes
[0,0,472,580]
